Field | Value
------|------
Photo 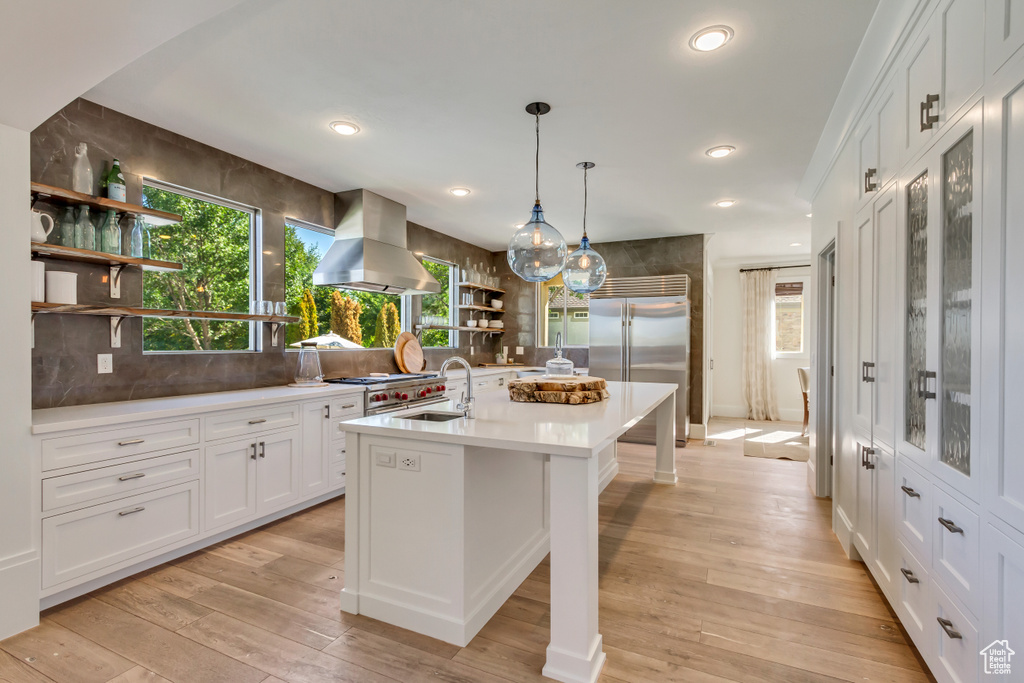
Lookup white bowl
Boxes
[477,319,489,328]
[490,321,504,329]
[490,299,504,309]
[465,320,478,327]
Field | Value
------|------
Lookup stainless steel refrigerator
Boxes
[589,275,690,444]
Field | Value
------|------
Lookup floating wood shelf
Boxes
[415,324,503,335]
[31,242,182,273]
[458,305,506,313]
[31,302,298,324]
[457,282,505,294]
[31,182,182,226]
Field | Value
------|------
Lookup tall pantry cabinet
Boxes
[819,1,1024,681]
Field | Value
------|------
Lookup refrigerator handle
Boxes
[623,305,631,382]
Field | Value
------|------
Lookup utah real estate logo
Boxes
[980,640,1014,675]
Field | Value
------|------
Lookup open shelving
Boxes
[31,242,182,272]
[457,281,505,294]
[31,182,182,226]
[457,304,505,313]
[415,323,503,341]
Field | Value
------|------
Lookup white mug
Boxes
[45,271,77,304]
[31,261,45,302]
[31,210,54,243]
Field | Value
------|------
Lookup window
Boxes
[774,280,805,355]
[283,219,407,349]
[142,181,257,352]
[418,257,456,348]
[538,274,590,346]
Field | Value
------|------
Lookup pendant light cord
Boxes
[582,165,588,238]
[535,113,540,203]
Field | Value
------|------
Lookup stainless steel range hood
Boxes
[313,189,440,295]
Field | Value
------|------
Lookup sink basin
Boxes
[403,411,464,422]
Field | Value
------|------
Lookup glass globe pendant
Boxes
[508,102,567,282]
[563,162,607,293]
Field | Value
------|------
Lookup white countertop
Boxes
[32,384,364,435]
[341,380,675,458]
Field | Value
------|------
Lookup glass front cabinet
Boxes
[898,100,983,503]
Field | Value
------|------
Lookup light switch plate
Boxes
[516,346,524,355]
[97,354,113,374]
[375,451,396,468]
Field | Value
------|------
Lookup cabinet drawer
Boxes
[205,403,300,442]
[42,481,199,589]
[42,449,199,513]
[330,459,346,488]
[41,419,200,472]
[330,439,347,465]
[896,458,932,563]
[895,540,933,658]
[932,582,980,683]
[933,486,981,612]
[331,396,362,418]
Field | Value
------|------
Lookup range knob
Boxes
[425,387,432,394]
[401,393,409,400]
[419,390,427,398]
[371,394,380,401]
[438,385,446,392]
[393,391,402,399]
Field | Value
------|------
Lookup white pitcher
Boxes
[31,209,54,243]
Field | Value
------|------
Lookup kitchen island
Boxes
[339,380,677,683]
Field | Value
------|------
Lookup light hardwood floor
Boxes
[1,427,934,683]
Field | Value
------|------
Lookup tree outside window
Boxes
[142,182,255,352]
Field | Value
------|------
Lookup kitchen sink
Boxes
[403,411,464,422]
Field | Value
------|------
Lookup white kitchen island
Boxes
[340,380,677,683]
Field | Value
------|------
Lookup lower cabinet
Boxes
[933,581,981,683]
[854,438,897,595]
[204,429,301,532]
[981,523,1024,677]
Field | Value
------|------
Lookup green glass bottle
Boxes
[104,159,126,202]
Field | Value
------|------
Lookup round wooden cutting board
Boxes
[401,335,424,375]
[394,332,416,373]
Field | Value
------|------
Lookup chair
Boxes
[797,367,810,436]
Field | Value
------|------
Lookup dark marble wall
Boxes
[31,100,500,408]
[489,234,706,424]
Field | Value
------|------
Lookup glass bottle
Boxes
[57,207,76,246]
[128,216,146,258]
[71,143,93,195]
[74,205,95,251]
[104,159,126,202]
[294,341,324,385]
[98,210,121,255]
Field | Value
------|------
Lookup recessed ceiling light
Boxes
[706,145,736,158]
[690,25,734,52]
[329,121,360,136]
[715,199,736,208]
[806,213,813,218]
[449,187,471,197]
[790,242,802,247]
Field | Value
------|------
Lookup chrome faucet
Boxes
[440,356,474,419]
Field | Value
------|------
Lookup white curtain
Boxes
[742,269,780,421]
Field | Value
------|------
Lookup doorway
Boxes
[813,240,837,497]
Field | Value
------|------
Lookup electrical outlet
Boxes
[398,454,420,472]
[516,346,524,355]
[97,354,113,374]
[470,346,475,355]
[375,451,396,468]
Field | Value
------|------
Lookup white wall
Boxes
[0,122,37,638]
[711,262,811,423]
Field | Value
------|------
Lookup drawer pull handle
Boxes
[259,441,266,458]
[920,94,940,131]
[118,506,146,517]
[118,473,146,482]
[900,485,920,498]
[324,405,331,419]
[118,439,145,446]
[341,449,346,454]
[937,617,962,640]
[250,443,257,460]
[342,403,356,409]
[900,568,920,584]
[938,517,964,534]
[248,418,267,425]
[864,167,878,193]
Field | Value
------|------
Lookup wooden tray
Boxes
[508,376,609,404]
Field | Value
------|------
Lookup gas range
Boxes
[325,373,449,415]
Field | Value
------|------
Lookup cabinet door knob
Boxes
[916,370,937,399]
[861,361,876,383]
[937,617,962,640]
[900,485,920,498]
[938,517,964,534]
[900,568,920,583]
[920,94,940,131]
[324,405,331,419]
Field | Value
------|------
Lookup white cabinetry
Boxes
[986,0,1024,73]
[857,77,901,207]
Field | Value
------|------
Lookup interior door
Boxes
[873,183,898,450]
[853,204,876,443]
[588,298,626,382]
[624,296,689,444]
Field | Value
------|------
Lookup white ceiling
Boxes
[83,0,877,261]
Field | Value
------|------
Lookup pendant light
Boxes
[507,102,567,282]
[563,162,607,293]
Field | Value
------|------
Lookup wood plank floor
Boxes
[1,423,934,682]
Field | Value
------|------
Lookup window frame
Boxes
[414,255,458,349]
[773,275,810,359]
[141,177,262,354]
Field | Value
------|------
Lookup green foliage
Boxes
[420,258,452,347]
[372,301,400,348]
[284,224,331,345]
[330,292,363,344]
[141,186,252,351]
[299,289,318,340]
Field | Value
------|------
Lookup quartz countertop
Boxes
[32,383,365,435]
[341,380,675,458]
